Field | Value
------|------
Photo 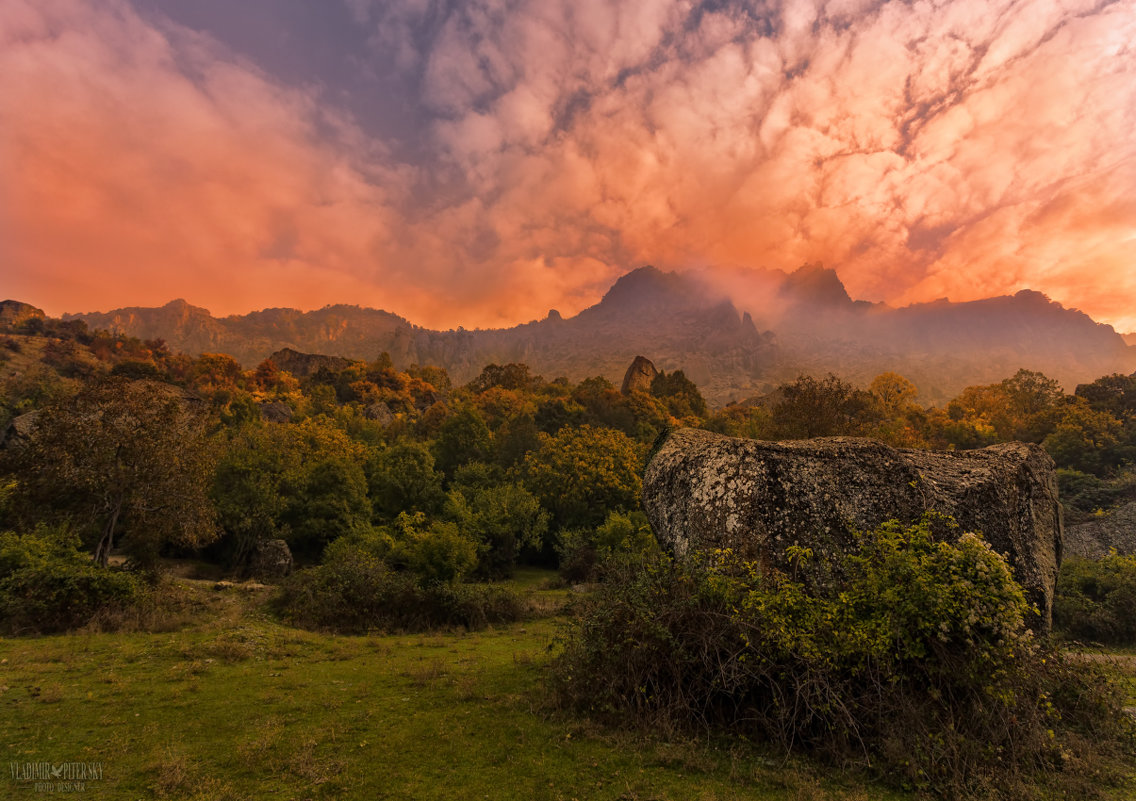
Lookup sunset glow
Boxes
[2,0,1134,330]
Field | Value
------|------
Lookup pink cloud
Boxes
[2,0,1134,334]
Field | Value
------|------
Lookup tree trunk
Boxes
[94,501,121,568]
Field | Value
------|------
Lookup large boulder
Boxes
[1064,502,1136,558]
[247,538,293,580]
[643,428,1063,630]
[621,356,658,395]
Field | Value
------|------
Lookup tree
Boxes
[1042,398,1125,476]
[211,418,372,566]
[281,456,372,558]
[651,369,708,419]
[367,441,446,520]
[10,377,218,567]
[433,403,493,476]
[772,374,874,438]
[869,372,918,415]
[523,425,642,530]
[446,473,549,579]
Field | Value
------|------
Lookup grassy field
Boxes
[0,570,1131,801]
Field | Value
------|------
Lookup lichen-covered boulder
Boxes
[1064,501,1136,558]
[643,428,1063,630]
[248,538,293,580]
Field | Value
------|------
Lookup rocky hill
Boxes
[65,266,1135,406]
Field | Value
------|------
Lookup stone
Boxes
[1064,502,1136,558]
[265,348,350,378]
[0,411,40,449]
[0,300,45,331]
[621,355,658,396]
[248,538,293,580]
[643,428,1063,630]
[259,401,293,423]
[364,401,394,425]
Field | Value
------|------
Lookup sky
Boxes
[1,0,1134,331]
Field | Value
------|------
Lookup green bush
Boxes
[272,541,524,634]
[553,517,1134,799]
[556,510,658,583]
[1055,554,1136,644]
[0,525,142,634]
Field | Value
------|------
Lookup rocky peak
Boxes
[621,355,658,395]
[0,300,46,330]
[779,263,853,307]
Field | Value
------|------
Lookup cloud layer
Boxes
[2,0,1134,330]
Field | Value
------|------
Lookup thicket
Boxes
[272,528,524,634]
[1054,553,1136,645]
[553,518,1135,799]
[0,523,142,634]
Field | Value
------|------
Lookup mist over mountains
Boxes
[66,265,1134,406]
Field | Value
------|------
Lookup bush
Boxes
[556,510,658,583]
[272,542,524,634]
[1055,554,1136,644]
[553,517,1134,799]
[0,525,142,634]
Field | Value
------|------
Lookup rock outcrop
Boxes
[0,300,45,331]
[259,400,294,423]
[265,348,351,377]
[1064,502,1136,558]
[248,538,293,580]
[621,355,658,395]
[643,428,1063,630]
[0,411,40,449]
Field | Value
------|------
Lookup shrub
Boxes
[0,525,142,634]
[445,473,549,579]
[1054,554,1136,644]
[553,517,1134,799]
[272,542,523,634]
[556,510,658,583]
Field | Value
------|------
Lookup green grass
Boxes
[0,572,1130,801]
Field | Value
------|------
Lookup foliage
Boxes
[280,456,372,559]
[651,369,708,420]
[1043,399,1127,477]
[446,469,549,579]
[1075,373,1136,421]
[6,377,218,567]
[433,403,493,476]
[522,424,643,530]
[553,517,1135,799]
[1054,554,1136,645]
[387,512,479,586]
[771,373,875,438]
[210,418,373,566]
[0,524,141,634]
[1057,468,1136,520]
[556,510,658,583]
[273,540,523,634]
[366,441,446,521]
[945,369,1064,446]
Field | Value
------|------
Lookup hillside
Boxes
[66,266,1135,406]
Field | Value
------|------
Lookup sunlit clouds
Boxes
[2,0,1134,330]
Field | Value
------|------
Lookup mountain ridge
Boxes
[64,266,1134,406]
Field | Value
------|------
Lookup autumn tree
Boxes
[771,374,874,438]
[523,425,642,530]
[10,377,218,567]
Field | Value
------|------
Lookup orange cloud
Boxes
[2,0,1134,332]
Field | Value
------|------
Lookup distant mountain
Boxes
[66,266,1135,406]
